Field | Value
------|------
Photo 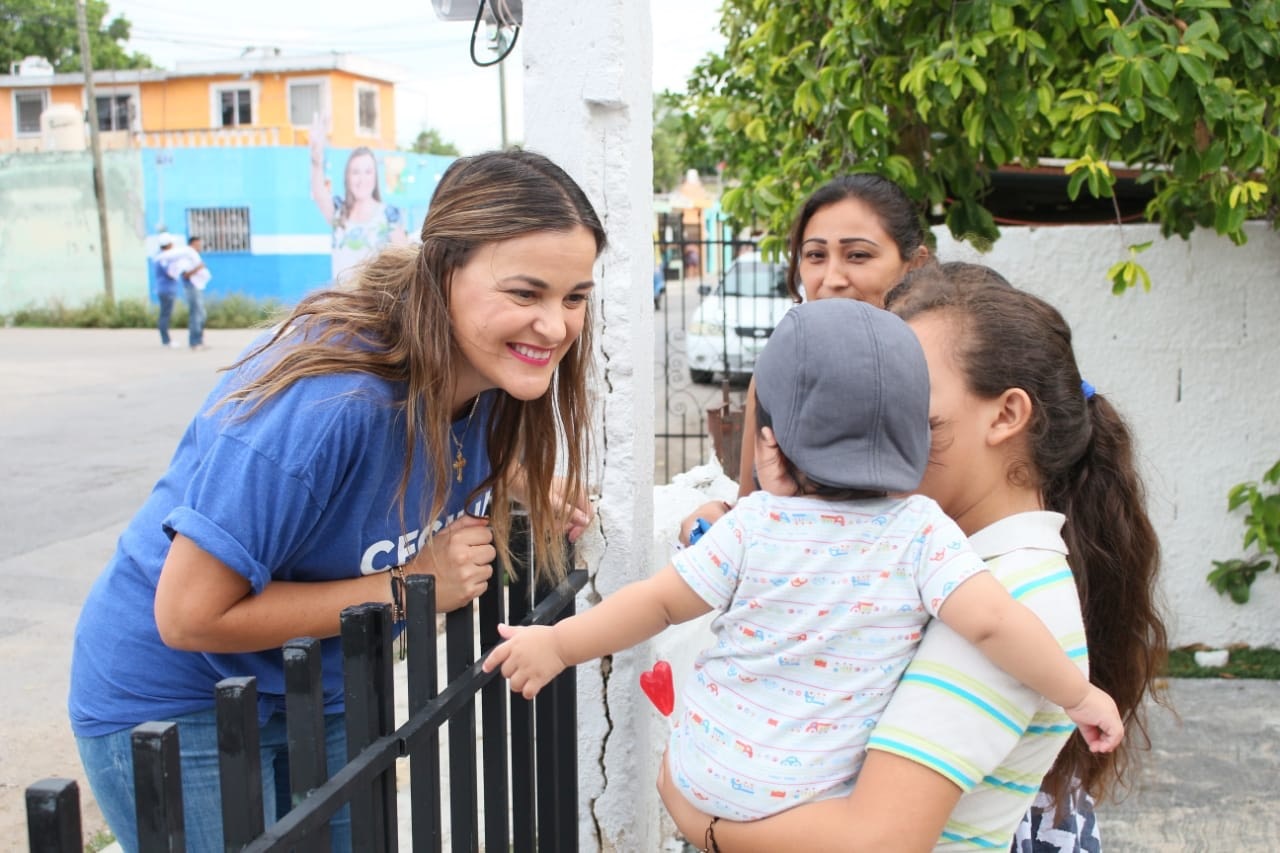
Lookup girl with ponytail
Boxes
[886,263,1169,817]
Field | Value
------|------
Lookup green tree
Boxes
[653,91,685,193]
[1,0,151,72]
[410,128,460,156]
[686,0,1280,290]
[653,90,720,193]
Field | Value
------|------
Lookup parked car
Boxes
[686,253,792,384]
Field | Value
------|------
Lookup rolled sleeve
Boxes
[162,433,324,593]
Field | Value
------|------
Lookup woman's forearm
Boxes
[154,535,390,652]
[659,749,958,852]
[710,798,894,853]
[735,378,759,497]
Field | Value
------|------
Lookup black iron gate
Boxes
[654,212,782,484]
[27,519,585,852]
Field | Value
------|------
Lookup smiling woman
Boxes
[449,228,598,403]
[68,149,606,853]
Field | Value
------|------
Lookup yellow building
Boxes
[0,52,399,152]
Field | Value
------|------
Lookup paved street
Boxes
[0,326,264,849]
[2,326,1277,851]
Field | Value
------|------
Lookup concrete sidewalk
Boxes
[1102,678,1278,850]
[2,327,1277,851]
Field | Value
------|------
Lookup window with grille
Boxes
[356,85,379,136]
[289,81,322,127]
[185,207,251,253]
[15,90,47,135]
[96,94,133,131]
[218,88,253,127]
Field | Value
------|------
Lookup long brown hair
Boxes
[222,149,606,583]
[886,262,1169,805]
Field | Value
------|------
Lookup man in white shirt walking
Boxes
[168,236,212,350]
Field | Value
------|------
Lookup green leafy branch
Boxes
[1208,460,1280,604]
[682,0,1280,293]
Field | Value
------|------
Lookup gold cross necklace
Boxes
[450,395,481,483]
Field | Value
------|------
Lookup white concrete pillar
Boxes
[523,2,659,850]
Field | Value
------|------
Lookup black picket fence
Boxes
[27,520,586,852]
[653,212,773,482]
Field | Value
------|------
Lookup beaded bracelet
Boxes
[702,816,721,853]
[389,564,407,623]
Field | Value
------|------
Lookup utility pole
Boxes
[76,0,115,306]
[498,59,508,149]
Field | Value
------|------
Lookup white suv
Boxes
[686,253,793,384]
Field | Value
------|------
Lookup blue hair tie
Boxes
[1081,379,1096,400]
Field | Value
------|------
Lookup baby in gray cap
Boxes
[485,299,1123,822]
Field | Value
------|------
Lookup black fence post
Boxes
[445,595,480,852]
[283,637,332,851]
[132,721,184,851]
[405,573,443,852]
[341,602,397,851]
[479,542,511,850]
[535,575,579,853]
[25,778,81,853]
[507,547,537,853]
[217,676,265,847]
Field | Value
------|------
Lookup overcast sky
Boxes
[103,0,725,153]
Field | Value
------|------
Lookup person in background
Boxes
[661,263,1168,852]
[168,235,211,350]
[152,232,183,349]
[683,242,701,279]
[70,150,603,852]
[487,298,1124,825]
[310,115,409,284]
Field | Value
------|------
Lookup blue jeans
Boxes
[77,708,351,852]
[185,282,206,347]
[157,292,176,345]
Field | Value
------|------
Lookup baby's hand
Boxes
[481,623,567,699]
[1065,685,1125,753]
[677,500,731,547]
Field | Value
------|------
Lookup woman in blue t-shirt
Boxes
[69,150,605,852]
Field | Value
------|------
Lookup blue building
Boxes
[145,146,456,304]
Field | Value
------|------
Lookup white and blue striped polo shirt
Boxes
[867,511,1085,851]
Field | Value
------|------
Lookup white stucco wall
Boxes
[935,223,1280,648]
[523,2,659,850]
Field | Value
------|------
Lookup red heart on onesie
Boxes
[639,660,675,717]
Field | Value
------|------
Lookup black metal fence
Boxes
[653,212,766,482]
[27,520,586,852]
[655,210,752,481]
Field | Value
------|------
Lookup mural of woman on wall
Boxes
[309,114,409,283]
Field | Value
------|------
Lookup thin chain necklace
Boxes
[450,395,481,483]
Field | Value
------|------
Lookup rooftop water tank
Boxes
[42,103,86,151]
[12,56,55,76]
